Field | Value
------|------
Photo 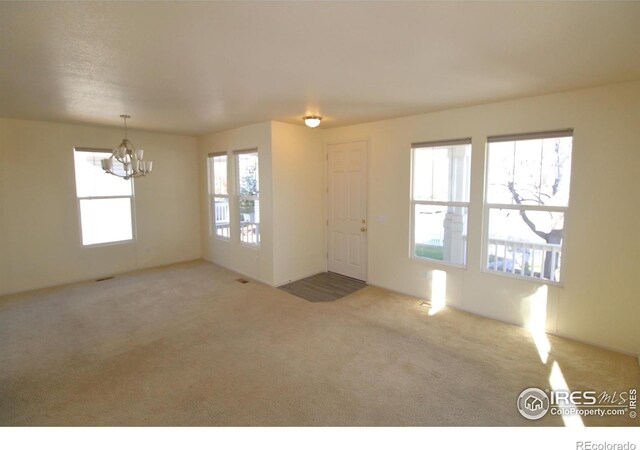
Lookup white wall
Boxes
[0,118,201,296]
[322,81,640,357]
[271,122,325,286]
[198,122,274,284]
[198,121,325,287]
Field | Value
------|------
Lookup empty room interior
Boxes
[1,2,639,427]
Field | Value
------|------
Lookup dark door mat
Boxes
[279,272,367,302]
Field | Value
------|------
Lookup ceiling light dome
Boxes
[303,116,322,128]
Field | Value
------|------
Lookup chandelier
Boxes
[101,115,153,180]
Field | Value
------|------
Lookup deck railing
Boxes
[487,238,561,281]
[214,202,229,224]
[213,201,230,238]
[240,222,260,245]
[213,201,259,244]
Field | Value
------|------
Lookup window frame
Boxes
[235,149,260,247]
[73,147,136,248]
[207,152,231,240]
[482,129,573,285]
[410,138,472,268]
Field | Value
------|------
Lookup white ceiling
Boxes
[1,1,639,136]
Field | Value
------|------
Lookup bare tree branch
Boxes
[503,139,567,280]
[551,141,562,197]
[502,184,551,204]
[507,181,547,240]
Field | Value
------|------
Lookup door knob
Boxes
[360,227,367,232]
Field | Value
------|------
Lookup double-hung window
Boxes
[485,130,573,283]
[235,150,260,246]
[73,148,134,246]
[208,153,230,239]
[411,139,471,266]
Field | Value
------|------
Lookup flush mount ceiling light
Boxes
[101,115,153,180]
[303,116,322,128]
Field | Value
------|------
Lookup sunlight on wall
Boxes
[527,285,551,364]
[525,286,584,427]
[549,361,585,427]
[429,270,447,315]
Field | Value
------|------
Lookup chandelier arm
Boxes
[103,169,128,179]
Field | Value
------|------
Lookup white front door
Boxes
[327,140,368,281]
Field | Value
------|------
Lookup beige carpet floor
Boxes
[1,260,638,426]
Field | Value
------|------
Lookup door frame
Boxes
[325,138,370,282]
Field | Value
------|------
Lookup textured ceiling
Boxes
[1,1,639,136]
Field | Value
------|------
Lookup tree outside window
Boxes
[485,130,573,282]
[236,151,260,246]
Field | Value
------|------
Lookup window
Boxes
[411,139,471,266]
[485,130,573,283]
[236,150,260,246]
[73,148,134,246]
[208,153,230,239]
